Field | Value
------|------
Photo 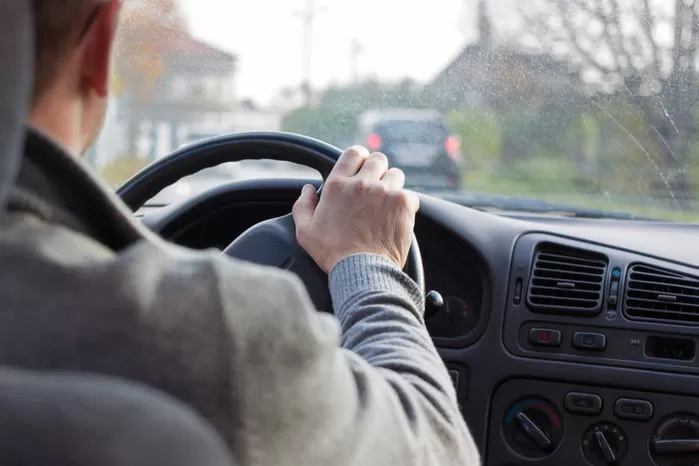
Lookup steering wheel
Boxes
[117,132,425,313]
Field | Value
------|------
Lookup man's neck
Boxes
[28,100,82,157]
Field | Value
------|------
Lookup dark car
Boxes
[356,109,462,191]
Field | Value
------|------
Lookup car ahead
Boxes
[356,109,462,192]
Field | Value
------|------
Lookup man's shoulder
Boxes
[1,211,328,342]
[1,210,307,310]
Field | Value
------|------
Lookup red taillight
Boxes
[445,136,461,160]
[367,133,382,151]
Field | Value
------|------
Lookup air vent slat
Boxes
[627,289,699,303]
[526,244,607,315]
[537,253,607,267]
[627,279,699,293]
[531,279,601,291]
[534,268,604,281]
[535,259,605,272]
[530,287,601,298]
[624,264,699,324]
[626,297,699,310]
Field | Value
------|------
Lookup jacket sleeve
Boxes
[210,252,481,466]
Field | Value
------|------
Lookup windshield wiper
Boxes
[436,191,659,221]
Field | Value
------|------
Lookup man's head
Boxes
[30,0,121,156]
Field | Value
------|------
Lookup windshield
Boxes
[89,0,699,221]
[376,121,449,143]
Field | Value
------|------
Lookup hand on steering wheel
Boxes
[292,146,420,273]
[117,132,424,314]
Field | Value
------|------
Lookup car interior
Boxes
[6,2,699,466]
[129,134,699,466]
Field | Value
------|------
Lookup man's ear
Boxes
[82,0,121,98]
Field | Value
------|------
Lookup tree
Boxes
[519,0,699,206]
[113,0,187,156]
[282,78,428,145]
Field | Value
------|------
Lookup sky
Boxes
[178,0,501,104]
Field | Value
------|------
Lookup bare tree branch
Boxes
[640,0,662,73]
[551,0,618,73]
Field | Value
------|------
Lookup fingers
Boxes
[328,146,370,179]
[292,184,319,228]
[381,167,406,190]
[356,152,389,181]
[403,190,420,213]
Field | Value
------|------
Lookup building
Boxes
[90,26,237,167]
[427,0,578,113]
[425,0,584,164]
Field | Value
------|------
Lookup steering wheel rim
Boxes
[117,131,424,312]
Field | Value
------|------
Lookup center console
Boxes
[488,379,699,466]
[490,233,699,465]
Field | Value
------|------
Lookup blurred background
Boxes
[91,0,699,221]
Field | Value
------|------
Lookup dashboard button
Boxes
[529,328,562,347]
[615,398,653,421]
[513,278,523,305]
[565,392,602,415]
[573,332,607,351]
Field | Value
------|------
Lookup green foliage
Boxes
[282,107,357,147]
[446,109,501,170]
[282,78,427,146]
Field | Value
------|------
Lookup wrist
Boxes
[328,253,424,319]
[326,250,400,273]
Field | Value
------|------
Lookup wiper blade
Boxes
[437,191,658,221]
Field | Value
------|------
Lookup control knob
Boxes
[581,422,628,465]
[651,413,699,466]
[502,398,563,460]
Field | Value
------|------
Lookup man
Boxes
[0,0,480,465]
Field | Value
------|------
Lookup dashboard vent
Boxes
[625,264,699,324]
[526,244,607,314]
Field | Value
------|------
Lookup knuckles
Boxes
[323,177,345,196]
[369,151,388,165]
[350,178,371,195]
[322,173,415,210]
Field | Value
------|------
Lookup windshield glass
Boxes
[377,121,449,142]
[89,0,699,221]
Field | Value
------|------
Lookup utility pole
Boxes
[350,38,362,85]
[293,0,326,106]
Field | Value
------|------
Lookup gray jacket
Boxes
[0,129,480,466]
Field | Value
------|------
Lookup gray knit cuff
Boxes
[328,254,424,319]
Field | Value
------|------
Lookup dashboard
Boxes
[142,179,699,466]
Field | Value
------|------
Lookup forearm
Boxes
[327,254,479,464]
[213,255,479,465]
[330,254,451,396]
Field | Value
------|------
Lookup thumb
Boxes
[292,184,319,227]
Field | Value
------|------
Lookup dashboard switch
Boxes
[607,280,619,308]
[529,328,562,347]
[513,278,523,305]
[614,398,653,421]
[565,392,602,415]
[573,332,607,351]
